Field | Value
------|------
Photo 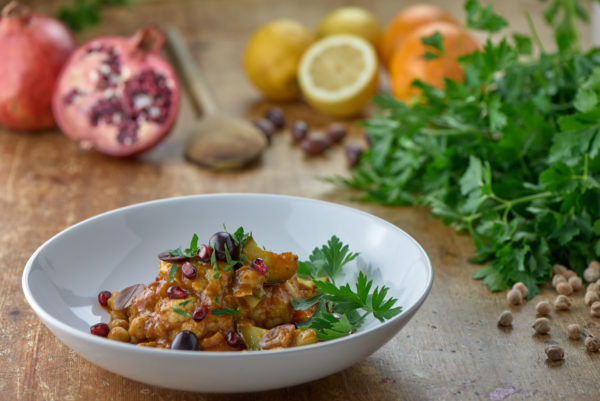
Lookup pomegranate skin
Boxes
[52,27,180,157]
[0,2,76,131]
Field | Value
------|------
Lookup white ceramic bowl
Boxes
[22,194,432,393]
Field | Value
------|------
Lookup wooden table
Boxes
[2,0,598,400]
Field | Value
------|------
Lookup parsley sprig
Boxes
[340,0,600,297]
[294,236,402,340]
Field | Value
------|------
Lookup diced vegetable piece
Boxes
[242,238,298,283]
[294,328,318,346]
[238,323,268,351]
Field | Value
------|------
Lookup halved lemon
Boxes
[298,34,378,118]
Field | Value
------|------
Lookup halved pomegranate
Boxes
[52,26,180,157]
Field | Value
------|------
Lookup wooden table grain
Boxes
[1,0,598,400]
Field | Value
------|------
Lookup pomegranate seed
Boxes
[198,244,213,263]
[192,305,209,322]
[167,286,188,299]
[226,331,244,348]
[290,120,308,142]
[97,290,111,307]
[250,258,268,275]
[90,323,110,337]
[181,262,197,280]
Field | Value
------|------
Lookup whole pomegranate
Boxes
[0,1,75,131]
[52,27,180,157]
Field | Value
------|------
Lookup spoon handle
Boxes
[164,25,219,116]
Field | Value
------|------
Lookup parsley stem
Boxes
[525,12,545,53]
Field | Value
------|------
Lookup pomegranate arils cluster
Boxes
[124,69,172,124]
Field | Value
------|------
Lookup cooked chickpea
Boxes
[512,282,528,298]
[556,282,573,295]
[567,324,582,340]
[128,316,146,340]
[108,319,129,330]
[108,326,130,342]
[567,276,582,291]
[507,289,523,305]
[532,317,551,334]
[535,301,552,315]
[497,310,513,327]
[544,344,564,361]
[552,274,567,287]
[554,295,571,311]
[584,291,599,306]
[591,301,600,317]
[585,335,600,352]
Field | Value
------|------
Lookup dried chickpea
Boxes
[591,301,600,317]
[556,282,573,295]
[497,310,513,327]
[535,301,552,315]
[108,319,129,330]
[585,335,600,352]
[532,317,551,334]
[567,324,582,340]
[584,291,599,306]
[584,261,600,283]
[567,276,583,292]
[554,295,572,311]
[512,282,528,298]
[587,282,600,294]
[128,316,146,340]
[563,270,576,279]
[108,326,130,342]
[552,274,567,287]
[544,344,564,361]
[552,264,568,276]
[506,289,523,305]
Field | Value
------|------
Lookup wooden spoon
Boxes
[164,26,267,169]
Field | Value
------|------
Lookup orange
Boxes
[389,21,480,102]
[380,4,458,68]
[243,19,315,101]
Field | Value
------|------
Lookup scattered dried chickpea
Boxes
[512,282,528,298]
[591,301,600,317]
[584,291,599,306]
[497,310,513,327]
[554,295,572,311]
[535,301,552,315]
[556,282,573,295]
[507,289,523,305]
[584,261,600,283]
[585,336,600,352]
[567,324,582,340]
[587,282,600,294]
[108,326,130,342]
[563,270,576,279]
[567,276,583,292]
[544,344,564,361]
[552,264,568,276]
[532,317,551,334]
[552,274,567,287]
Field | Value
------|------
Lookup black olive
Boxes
[209,231,240,262]
[171,330,198,351]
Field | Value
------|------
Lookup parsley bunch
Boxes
[294,236,402,340]
[342,0,600,296]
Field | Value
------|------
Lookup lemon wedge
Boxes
[298,34,378,118]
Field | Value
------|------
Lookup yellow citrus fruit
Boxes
[298,34,378,118]
[243,19,315,101]
[389,22,481,102]
[317,6,382,50]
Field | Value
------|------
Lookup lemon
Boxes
[317,7,382,50]
[243,19,315,101]
[298,35,378,118]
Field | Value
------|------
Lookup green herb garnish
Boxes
[294,236,402,341]
[168,264,179,283]
[172,307,192,318]
[212,307,239,316]
[178,299,192,306]
[58,0,131,32]
[340,0,600,297]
